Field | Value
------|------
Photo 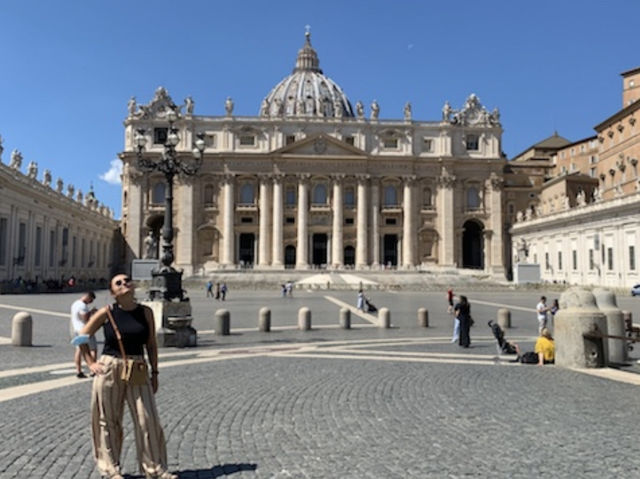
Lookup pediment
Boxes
[274,134,366,157]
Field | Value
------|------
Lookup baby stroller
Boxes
[488,320,517,355]
[365,298,378,313]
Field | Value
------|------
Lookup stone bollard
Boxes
[497,308,511,329]
[12,312,32,347]
[339,308,351,329]
[298,307,311,331]
[215,309,230,336]
[379,308,391,329]
[259,307,271,332]
[555,287,608,369]
[593,288,627,364]
[417,308,429,328]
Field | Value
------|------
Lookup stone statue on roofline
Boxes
[9,149,22,169]
[185,96,194,115]
[43,169,52,187]
[225,97,234,116]
[404,102,412,121]
[442,101,452,122]
[56,178,64,193]
[355,101,364,119]
[128,96,137,117]
[27,161,38,179]
[370,100,379,120]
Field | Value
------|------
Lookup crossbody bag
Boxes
[105,306,149,385]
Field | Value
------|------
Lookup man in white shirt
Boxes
[536,296,549,334]
[70,291,97,378]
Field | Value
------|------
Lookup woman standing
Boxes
[76,274,177,479]
[454,295,472,348]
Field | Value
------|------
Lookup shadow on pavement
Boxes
[126,463,258,478]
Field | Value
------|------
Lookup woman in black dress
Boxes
[454,295,471,348]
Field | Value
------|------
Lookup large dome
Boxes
[260,32,354,119]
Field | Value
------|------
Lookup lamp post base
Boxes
[149,268,186,301]
[143,298,197,348]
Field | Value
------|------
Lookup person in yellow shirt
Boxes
[534,328,555,365]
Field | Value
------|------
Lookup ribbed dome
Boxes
[260,32,354,119]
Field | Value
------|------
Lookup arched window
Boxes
[204,184,215,206]
[313,184,327,204]
[151,182,165,204]
[240,183,255,204]
[384,185,398,206]
[467,186,480,209]
[422,187,432,207]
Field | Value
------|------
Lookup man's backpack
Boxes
[519,351,539,364]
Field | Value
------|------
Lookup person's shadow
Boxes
[126,463,257,478]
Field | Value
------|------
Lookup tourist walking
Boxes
[536,296,550,334]
[70,291,97,378]
[206,280,213,298]
[220,282,228,301]
[454,295,472,348]
[356,289,365,311]
[73,274,177,479]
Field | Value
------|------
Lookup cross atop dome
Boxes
[294,28,322,74]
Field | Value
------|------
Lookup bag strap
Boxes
[105,305,128,363]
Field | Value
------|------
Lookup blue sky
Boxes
[0,0,638,216]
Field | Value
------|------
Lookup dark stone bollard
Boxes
[379,307,390,328]
[418,308,429,328]
[12,312,32,346]
[497,308,511,329]
[339,308,351,329]
[215,309,230,336]
[298,307,311,331]
[259,307,271,332]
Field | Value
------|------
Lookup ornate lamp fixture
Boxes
[134,105,205,300]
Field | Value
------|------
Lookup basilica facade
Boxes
[119,33,509,277]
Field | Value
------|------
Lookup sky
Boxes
[1,0,638,217]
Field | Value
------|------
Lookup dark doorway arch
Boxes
[344,245,355,266]
[383,234,398,267]
[312,233,328,266]
[239,233,255,267]
[284,245,296,268]
[462,220,484,269]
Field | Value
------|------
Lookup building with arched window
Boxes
[120,33,514,277]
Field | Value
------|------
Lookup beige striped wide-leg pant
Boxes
[91,354,169,478]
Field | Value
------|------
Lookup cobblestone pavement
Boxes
[1,286,640,478]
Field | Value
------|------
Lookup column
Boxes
[258,175,272,267]
[437,170,456,266]
[370,181,380,267]
[271,175,284,267]
[402,176,416,268]
[222,174,235,266]
[175,177,195,275]
[356,175,369,269]
[127,171,144,263]
[331,175,344,268]
[296,175,309,269]
[488,173,505,277]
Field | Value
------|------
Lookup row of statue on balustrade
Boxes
[0,136,113,218]
[516,188,606,223]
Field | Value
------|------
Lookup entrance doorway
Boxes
[383,234,398,267]
[284,245,296,268]
[312,233,328,266]
[239,233,255,267]
[462,220,484,269]
[344,245,355,267]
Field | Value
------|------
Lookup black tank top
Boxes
[102,303,149,357]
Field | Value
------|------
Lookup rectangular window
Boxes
[17,222,26,265]
[286,135,296,145]
[383,138,398,149]
[545,252,550,270]
[423,138,433,152]
[608,247,614,271]
[345,218,354,225]
[153,128,168,145]
[0,218,6,266]
[205,134,216,147]
[590,167,596,178]
[285,188,296,206]
[62,227,69,265]
[49,230,56,267]
[465,135,479,151]
[385,218,397,225]
[345,136,355,146]
[285,217,295,224]
[589,249,594,271]
[81,238,86,268]
[572,250,577,270]
[239,135,256,146]
[630,245,636,271]
[557,251,562,271]
[35,227,42,267]
[241,217,253,223]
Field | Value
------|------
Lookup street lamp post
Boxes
[134,105,205,301]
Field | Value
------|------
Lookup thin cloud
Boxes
[100,159,122,185]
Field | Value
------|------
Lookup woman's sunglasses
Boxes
[114,277,132,287]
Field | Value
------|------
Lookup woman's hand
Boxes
[88,361,104,376]
[151,374,159,394]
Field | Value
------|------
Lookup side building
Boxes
[511,67,640,288]
[0,146,119,290]
[120,33,511,277]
